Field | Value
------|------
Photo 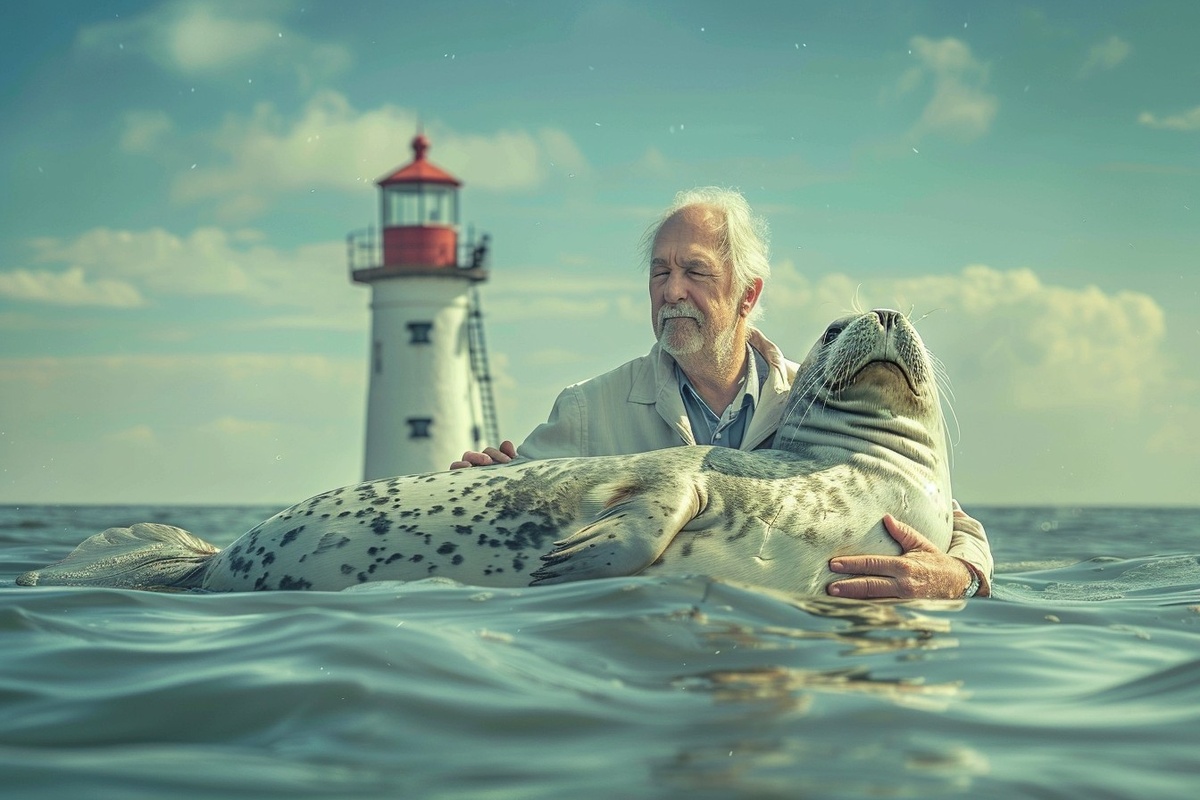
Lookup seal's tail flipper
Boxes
[16,523,220,591]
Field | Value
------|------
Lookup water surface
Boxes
[3,505,1198,798]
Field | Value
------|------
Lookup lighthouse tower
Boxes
[348,133,498,479]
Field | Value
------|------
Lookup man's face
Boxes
[649,206,743,365]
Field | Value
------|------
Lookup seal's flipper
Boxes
[16,523,219,591]
[530,482,703,584]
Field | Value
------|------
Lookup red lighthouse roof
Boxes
[376,133,462,187]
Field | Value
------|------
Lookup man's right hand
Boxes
[450,440,517,470]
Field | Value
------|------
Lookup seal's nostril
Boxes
[873,309,901,330]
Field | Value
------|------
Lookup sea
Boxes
[2,504,1198,799]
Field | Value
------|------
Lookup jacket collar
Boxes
[629,328,791,449]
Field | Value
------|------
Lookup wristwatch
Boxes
[961,567,982,598]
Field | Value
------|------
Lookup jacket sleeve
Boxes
[948,504,994,596]
[516,385,588,460]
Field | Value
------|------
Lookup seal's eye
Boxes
[822,324,844,345]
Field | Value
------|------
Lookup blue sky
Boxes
[1,0,1197,506]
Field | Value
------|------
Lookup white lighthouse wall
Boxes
[362,276,484,479]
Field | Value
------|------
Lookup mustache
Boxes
[657,302,704,326]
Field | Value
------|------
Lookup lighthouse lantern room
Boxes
[348,133,498,480]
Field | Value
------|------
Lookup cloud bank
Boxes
[769,262,1167,412]
[0,266,146,308]
[3,226,363,329]
[122,92,591,218]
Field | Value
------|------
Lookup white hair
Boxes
[639,187,772,324]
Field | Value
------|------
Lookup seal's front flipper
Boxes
[17,523,219,591]
[530,481,703,585]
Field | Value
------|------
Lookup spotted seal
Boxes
[18,309,953,596]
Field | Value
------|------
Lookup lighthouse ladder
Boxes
[467,286,501,448]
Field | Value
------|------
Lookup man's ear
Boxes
[741,278,764,316]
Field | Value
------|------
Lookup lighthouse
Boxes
[348,133,498,479]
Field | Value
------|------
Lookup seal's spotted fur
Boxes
[19,310,953,596]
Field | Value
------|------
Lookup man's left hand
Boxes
[826,515,973,599]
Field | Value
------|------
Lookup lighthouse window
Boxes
[407,321,433,344]
[384,189,420,226]
[406,417,433,439]
[424,189,453,224]
[372,340,383,374]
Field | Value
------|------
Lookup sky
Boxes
[1,0,1197,507]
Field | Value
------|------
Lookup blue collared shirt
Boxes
[676,346,768,448]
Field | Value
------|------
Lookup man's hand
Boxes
[450,440,517,470]
[826,514,975,599]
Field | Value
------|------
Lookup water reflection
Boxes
[679,596,962,711]
[691,663,961,711]
[653,593,977,796]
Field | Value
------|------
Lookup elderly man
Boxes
[453,187,992,599]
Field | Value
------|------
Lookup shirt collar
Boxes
[675,343,765,419]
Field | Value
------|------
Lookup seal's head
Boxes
[776,309,949,478]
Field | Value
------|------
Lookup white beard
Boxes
[657,302,740,375]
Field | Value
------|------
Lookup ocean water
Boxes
[2,504,1199,799]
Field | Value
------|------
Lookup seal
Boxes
[18,309,953,597]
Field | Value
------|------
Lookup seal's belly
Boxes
[643,469,914,595]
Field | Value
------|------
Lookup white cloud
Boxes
[769,262,1168,413]
[76,0,350,79]
[910,36,980,73]
[918,269,1164,413]
[26,227,256,296]
[0,266,146,307]
[1080,35,1132,77]
[170,91,589,216]
[15,227,363,328]
[1138,106,1200,131]
[898,36,998,142]
[162,5,284,72]
[119,110,174,153]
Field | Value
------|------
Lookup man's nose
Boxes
[663,270,687,302]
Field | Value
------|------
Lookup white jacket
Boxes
[519,329,796,458]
